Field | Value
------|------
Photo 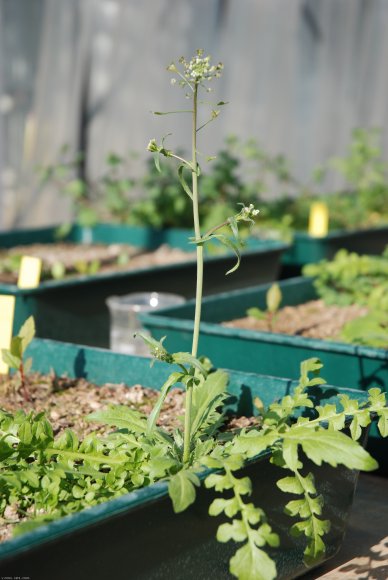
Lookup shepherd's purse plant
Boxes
[88,50,387,579]
[1,50,387,580]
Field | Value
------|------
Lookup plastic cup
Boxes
[106,292,185,356]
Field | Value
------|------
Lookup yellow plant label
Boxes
[17,256,42,289]
[0,295,16,374]
[308,202,329,237]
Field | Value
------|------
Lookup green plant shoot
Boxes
[1,316,35,401]
[247,283,283,331]
[146,49,259,463]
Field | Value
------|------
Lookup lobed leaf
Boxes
[168,470,200,513]
[284,427,378,471]
[229,543,277,580]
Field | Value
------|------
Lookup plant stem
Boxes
[183,83,202,464]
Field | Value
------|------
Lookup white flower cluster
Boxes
[239,204,260,220]
[167,49,223,86]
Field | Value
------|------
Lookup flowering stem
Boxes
[203,219,230,239]
[183,82,202,464]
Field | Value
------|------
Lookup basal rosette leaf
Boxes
[168,469,200,513]
[190,369,228,438]
[86,405,148,434]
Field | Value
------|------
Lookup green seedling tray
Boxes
[0,224,288,347]
[283,225,388,268]
[140,276,388,465]
[0,338,372,580]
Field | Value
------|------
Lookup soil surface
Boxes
[0,242,194,283]
[224,299,368,340]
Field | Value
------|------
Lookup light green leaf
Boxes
[10,336,22,358]
[232,431,278,459]
[229,543,277,580]
[246,307,266,320]
[276,476,304,495]
[1,349,21,370]
[168,470,200,513]
[282,439,300,471]
[266,283,282,313]
[217,520,247,543]
[86,405,147,435]
[209,497,239,518]
[349,409,371,440]
[377,409,388,437]
[177,164,193,200]
[284,427,378,471]
[18,316,35,352]
[190,369,228,437]
[172,352,207,376]
[147,372,184,435]
[211,234,241,275]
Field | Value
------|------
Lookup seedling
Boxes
[247,283,282,331]
[1,316,35,401]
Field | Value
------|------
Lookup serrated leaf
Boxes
[232,431,278,459]
[368,388,386,408]
[168,470,200,513]
[282,439,300,471]
[285,498,311,518]
[172,352,207,376]
[205,472,233,492]
[378,409,388,437]
[190,369,228,437]
[209,497,239,518]
[217,520,247,543]
[284,427,378,470]
[234,476,252,496]
[87,406,147,434]
[277,476,304,495]
[349,410,371,440]
[229,543,277,580]
[18,421,32,445]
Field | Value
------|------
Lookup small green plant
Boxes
[303,249,388,310]
[303,249,388,350]
[341,312,388,349]
[39,148,136,229]
[1,317,35,401]
[247,283,283,331]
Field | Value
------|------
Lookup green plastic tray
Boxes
[140,276,388,463]
[0,224,288,347]
[283,225,388,268]
[0,338,371,580]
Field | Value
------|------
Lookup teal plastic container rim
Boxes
[293,223,388,242]
[0,224,288,295]
[139,276,388,361]
[0,337,372,560]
